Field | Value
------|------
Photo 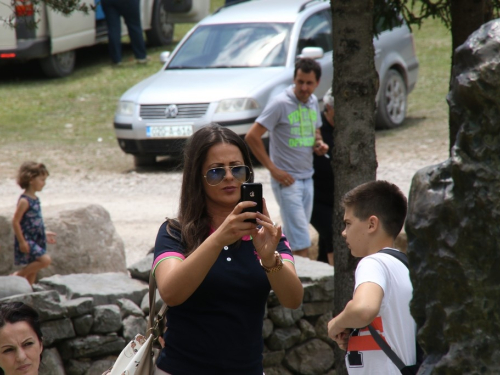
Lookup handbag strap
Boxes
[367,324,406,370]
[377,248,409,269]
[148,271,168,338]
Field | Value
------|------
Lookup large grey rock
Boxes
[91,305,122,333]
[284,339,335,375]
[406,19,500,374]
[263,349,286,368]
[117,298,144,318]
[267,305,304,328]
[41,318,76,346]
[0,276,33,298]
[39,348,65,375]
[85,359,115,375]
[294,256,334,282]
[62,297,94,317]
[127,252,154,282]
[37,272,148,306]
[65,359,91,375]
[73,314,93,336]
[0,290,66,321]
[266,327,301,351]
[0,203,126,276]
[122,315,147,343]
[57,334,126,360]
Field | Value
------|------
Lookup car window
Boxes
[296,10,332,55]
[168,23,293,69]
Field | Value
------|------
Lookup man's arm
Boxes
[245,122,295,185]
[328,282,384,346]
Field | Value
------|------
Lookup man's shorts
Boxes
[271,177,313,251]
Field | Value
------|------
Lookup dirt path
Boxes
[0,116,449,266]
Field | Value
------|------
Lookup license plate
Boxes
[146,125,193,138]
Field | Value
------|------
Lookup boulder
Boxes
[37,272,148,306]
[91,305,122,334]
[128,251,154,282]
[41,318,76,346]
[266,327,301,351]
[39,348,65,375]
[406,19,500,373]
[0,203,126,277]
[0,275,32,299]
[57,334,126,360]
[0,290,67,321]
[284,339,335,375]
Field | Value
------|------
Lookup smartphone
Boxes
[240,183,263,223]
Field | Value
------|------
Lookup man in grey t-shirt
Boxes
[245,58,329,258]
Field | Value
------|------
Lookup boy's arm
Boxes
[328,282,384,341]
[12,198,30,253]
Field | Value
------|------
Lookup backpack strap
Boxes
[367,324,407,370]
[377,248,409,269]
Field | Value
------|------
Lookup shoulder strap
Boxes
[377,248,409,269]
[368,324,406,370]
[148,272,168,339]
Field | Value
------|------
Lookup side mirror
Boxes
[160,51,171,64]
[298,47,324,60]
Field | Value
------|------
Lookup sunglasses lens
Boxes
[232,166,249,182]
[206,168,225,185]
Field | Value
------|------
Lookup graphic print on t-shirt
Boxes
[287,104,317,148]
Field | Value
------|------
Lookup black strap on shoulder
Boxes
[377,248,409,269]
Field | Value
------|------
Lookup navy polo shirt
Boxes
[152,221,294,375]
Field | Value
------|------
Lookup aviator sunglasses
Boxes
[204,165,251,186]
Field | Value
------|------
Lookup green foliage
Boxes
[375,0,500,31]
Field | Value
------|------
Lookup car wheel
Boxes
[376,69,407,129]
[40,50,76,78]
[146,0,174,46]
[134,155,157,167]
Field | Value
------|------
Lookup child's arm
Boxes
[12,198,30,254]
[328,282,384,344]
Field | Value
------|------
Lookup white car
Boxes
[113,0,419,166]
[0,0,209,77]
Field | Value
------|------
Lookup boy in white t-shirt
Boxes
[328,180,417,375]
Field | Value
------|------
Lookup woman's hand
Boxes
[19,241,30,254]
[252,198,282,265]
[212,201,262,247]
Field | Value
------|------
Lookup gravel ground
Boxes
[0,116,449,266]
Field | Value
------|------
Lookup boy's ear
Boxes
[367,215,379,233]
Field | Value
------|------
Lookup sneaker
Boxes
[136,56,151,64]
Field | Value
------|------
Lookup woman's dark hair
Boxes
[167,124,254,256]
[0,302,43,375]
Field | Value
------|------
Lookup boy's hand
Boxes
[46,231,57,244]
[333,329,351,351]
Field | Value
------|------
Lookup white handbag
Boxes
[103,273,168,375]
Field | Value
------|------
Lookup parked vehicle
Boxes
[113,0,419,167]
[0,0,209,77]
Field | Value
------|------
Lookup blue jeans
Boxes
[101,0,147,63]
[271,177,313,251]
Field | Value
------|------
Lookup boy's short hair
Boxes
[16,162,49,189]
[294,58,322,81]
[342,180,407,239]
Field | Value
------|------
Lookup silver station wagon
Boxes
[113,0,419,166]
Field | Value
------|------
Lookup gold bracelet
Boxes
[260,251,283,273]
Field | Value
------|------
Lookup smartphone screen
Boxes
[240,183,263,223]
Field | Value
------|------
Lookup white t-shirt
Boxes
[345,249,417,375]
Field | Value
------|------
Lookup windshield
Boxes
[167,23,293,69]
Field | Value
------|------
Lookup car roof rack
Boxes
[213,0,251,15]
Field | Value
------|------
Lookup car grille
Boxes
[140,103,209,120]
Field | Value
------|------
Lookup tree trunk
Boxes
[448,0,488,152]
[330,1,378,373]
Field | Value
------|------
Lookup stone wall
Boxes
[0,256,335,375]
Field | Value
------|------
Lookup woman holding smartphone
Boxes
[152,124,303,375]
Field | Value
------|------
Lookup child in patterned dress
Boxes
[12,162,56,285]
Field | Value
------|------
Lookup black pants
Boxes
[310,201,333,264]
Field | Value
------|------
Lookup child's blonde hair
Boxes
[16,162,49,189]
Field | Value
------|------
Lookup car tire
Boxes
[134,155,157,167]
[146,0,175,46]
[376,69,407,129]
[40,50,76,78]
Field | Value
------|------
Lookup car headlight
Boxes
[215,98,260,113]
[116,101,135,116]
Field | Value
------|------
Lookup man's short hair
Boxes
[294,58,321,81]
[323,88,334,108]
[342,180,407,239]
